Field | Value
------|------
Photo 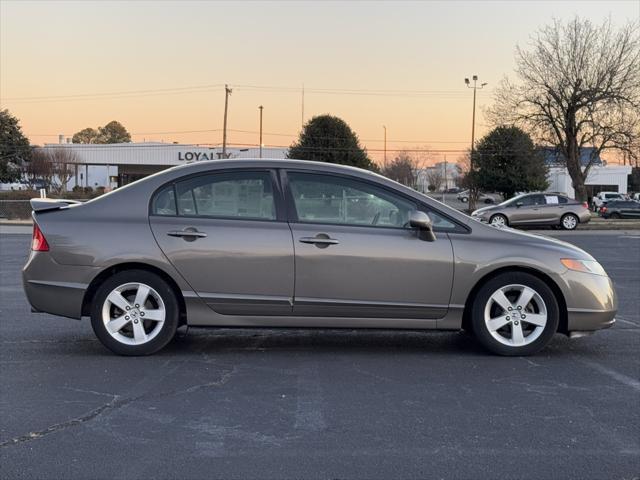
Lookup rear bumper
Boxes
[578,211,592,224]
[22,251,99,319]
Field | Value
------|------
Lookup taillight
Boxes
[600,207,607,213]
[582,202,588,209]
[32,223,49,252]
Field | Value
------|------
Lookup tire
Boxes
[484,198,494,204]
[489,214,509,227]
[470,272,559,356]
[560,213,579,230]
[609,212,621,219]
[90,270,180,356]
[460,197,468,203]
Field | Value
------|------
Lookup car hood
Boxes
[472,205,499,215]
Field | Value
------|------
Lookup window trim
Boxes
[148,168,287,222]
[281,169,470,234]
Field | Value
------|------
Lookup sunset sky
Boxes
[1,0,637,164]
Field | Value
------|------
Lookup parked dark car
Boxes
[599,200,640,219]
[445,187,461,194]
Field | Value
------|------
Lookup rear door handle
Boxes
[299,236,339,246]
[167,229,207,238]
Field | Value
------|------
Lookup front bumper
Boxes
[561,269,617,332]
[22,251,99,319]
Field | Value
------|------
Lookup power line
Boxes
[1,84,225,102]
[1,82,491,104]
[26,128,473,145]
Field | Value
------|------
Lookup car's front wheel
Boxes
[560,213,579,230]
[489,214,508,227]
[471,272,559,356]
[91,270,179,356]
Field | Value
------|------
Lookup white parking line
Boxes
[580,360,640,392]
[616,318,640,327]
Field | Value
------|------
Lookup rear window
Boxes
[152,185,177,216]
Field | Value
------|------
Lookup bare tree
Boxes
[24,148,54,189]
[47,147,79,193]
[382,151,424,189]
[488,17,640,200]
[425,168,444,192]
[24,147,79,193]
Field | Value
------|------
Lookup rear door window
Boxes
[153,171,277,220]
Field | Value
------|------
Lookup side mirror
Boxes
[409,210,436,242]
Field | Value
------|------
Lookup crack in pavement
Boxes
[0,366,238,448]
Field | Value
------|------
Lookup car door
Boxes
[508,195,535,224]
[541,194,563,223]
[622,201,640,218]
[149,169,294,316]
[284,170,455,320]
[518,194,547,224]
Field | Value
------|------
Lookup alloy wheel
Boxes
[490,215,507,227]
[101,282,166,345]
[562,215,578,230]
[483,284,547,347]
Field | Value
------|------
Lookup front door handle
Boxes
[167,229,207,239]
[299,235,339,247]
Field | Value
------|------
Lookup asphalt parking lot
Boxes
[1,231,638,479]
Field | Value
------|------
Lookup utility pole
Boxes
[464,75,487,212]
[383,125,387,167]
[259,105,264,159]
[464,75,487,170]
[222,84,232,158]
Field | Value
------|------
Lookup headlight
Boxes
[561,258,607,276]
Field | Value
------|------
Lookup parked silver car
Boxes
[472,193,591,230]
[456,190,497,204]
[23,160,616,356]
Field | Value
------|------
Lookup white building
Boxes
[41,141,288,190]
[416,162,461,193]
[546,165,632,197]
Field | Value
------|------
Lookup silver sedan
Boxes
[23,160,616,356]
[472,193,591,230]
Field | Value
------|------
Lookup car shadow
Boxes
[147,327,582,359]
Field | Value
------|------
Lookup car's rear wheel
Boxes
[471,272,559,356]
[560,213,579,230]
[489,214,508,227]
[91,270,179,356]
[609,212,621,219]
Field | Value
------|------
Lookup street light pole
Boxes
[259,105,263,159]
[222,84,232,158]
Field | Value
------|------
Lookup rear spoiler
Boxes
[30,198,82,213]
